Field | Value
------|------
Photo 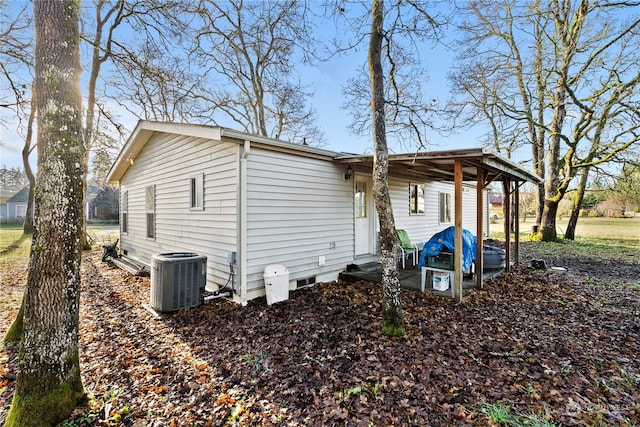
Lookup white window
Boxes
[190,174,204,210]
[355,181,367,218]
[121,191,128,233]
[410,183,425,215]
[439,192,451,223]
[145,185,155,239]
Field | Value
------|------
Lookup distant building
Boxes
[488,190,503,219]
[87,185,120,221]
[0,186,31,223]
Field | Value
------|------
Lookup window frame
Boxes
[121,190,128,234]
[409,183,425,215]
[189,173,204,210]
[355,181,367,219]
[438,192,451,224]
[145,185,155,239]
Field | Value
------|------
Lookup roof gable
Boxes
[7,186,29,203]
[106,121,339,184]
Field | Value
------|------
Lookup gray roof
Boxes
[7,186,29,203]
[336,148,542,185]
[108,121,542,186]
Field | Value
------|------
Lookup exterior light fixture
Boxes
[344,165,353,180]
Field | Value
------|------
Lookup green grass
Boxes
[479,402,558,426]
[0,229,31,262]
[0,227,25,245]
[520,240,638,266]
[489,217,639,268]
[490,217,639,249]
[0,225,118,258]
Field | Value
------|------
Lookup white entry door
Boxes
[354,178,374,256]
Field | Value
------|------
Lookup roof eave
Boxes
[106,121,224,184]
[106,121,341,185]
[335,148,542,184]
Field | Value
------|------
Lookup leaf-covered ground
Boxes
[1,244,639,426]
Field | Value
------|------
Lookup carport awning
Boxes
[335,147,542,186]
[336,147,541,303]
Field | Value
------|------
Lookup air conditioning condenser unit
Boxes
[151,252,206,312]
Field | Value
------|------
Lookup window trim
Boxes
[409,183,425,215]
[145,185,155,239]
[439,192,451,224]
[190,173,204,210]
[121,190,128,234]
[355,181,367,219]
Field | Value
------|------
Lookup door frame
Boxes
[354,173,376,256]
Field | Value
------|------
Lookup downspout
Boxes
[239,140,251,305]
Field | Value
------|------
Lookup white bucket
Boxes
[433,271,450,291]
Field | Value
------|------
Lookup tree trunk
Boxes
[6,90,36,343]
[81,1,115,250]
[533,22,546,227]
[540,76,567,241]
[540,1,589,242]
[81,4,101,249]
[565,166,590,240]
[540,198,560,241]
[3,291,25,343]
[5,1,86,425]
[22,86,36,234]
[535,180,544,227]
[369,0,405,337]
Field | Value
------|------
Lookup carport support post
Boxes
[453,160,463,303]
[503,179,512,271]
[514,183,520,266]
[476,168,484,289]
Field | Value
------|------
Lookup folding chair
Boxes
[396,229,421,269]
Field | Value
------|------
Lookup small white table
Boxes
[421,266,454,297]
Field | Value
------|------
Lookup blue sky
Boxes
[0,2,485,171]
[298,40,480,156]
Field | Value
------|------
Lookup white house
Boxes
[107,121,540,305]
[1,186,30,223]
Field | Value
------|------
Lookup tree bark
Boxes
[5,0,86,425]
[532,6,546,226]
[3,292,25,343]
[540,80,565,241]
[369,0,405,337]
[541,1,573,241]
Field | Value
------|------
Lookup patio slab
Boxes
[339,262,504,298]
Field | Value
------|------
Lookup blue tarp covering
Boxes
[418,226,477,271]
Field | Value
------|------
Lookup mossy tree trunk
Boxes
[368,0,405,337]
[3,291,25,344]
[5,0,86,425]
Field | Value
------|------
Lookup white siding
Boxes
[119,132,239,290]
[118,128,492,304]
[245,148,354,292]
[390,177,485,245]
